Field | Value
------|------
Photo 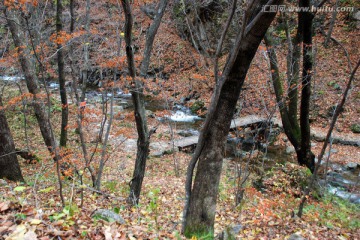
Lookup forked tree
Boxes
[182,0,283,237]
[3,3,58,157]
[4,1,65,205]
[121,0,168,205]
[264,0,330,172]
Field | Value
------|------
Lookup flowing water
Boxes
[3,77,359,204]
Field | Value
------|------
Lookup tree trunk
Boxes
[264,34,300,150]
[4,7,57,155]
[183,0,282,236]
[298,0,315,172]
[121,0,168,205]
[0,96,25,182]
[324,0,339,47]
[264,0,315,172]
[56,0,69,147]
[81,0,91,101]
[121,0,149,205]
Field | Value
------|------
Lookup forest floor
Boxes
[0,104,359,239]
[1,1,360,239]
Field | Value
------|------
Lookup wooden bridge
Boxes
[173,115,269,150]
[168,114,360,153]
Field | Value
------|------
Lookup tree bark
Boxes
[264,34,300,150]
[4,7,57,155]
[81,0,91,101]
[5,4,65,205]
[0,96,25,182]
[56,0,69,147]
[298,0,315,172]
[264,0,315,172]
[139,0,168,76]
[121,0,149,205]
[121,0,168,205]
[298,59,360,217]
[183,0,282,236]
[324,0,339,47]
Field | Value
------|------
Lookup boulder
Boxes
[217,224,242,240]
[177,129,199,137]
[345,162,358,170]
[288,233,305,240]
[0,179,8,186]
[286,145,295,154]
[146,110,155,118]
[352,11,360,28]
[92,209,125,224]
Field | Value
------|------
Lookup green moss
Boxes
[350,123,360,133]
[189,100,205,115]
[303,193,360,230]
[184,225,214,239]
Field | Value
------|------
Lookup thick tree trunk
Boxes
[56,0,69,147]
[4,7,57,155]
[183,0,282,236]
[0,96,24,182]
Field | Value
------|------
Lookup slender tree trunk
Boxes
[264,34,300,150]
[56,0,69,147]
[121,0,168,205]
[81,0,91,101]
[4,7,57,154]
[95,92,114,190]
[0,96,25,182]
[298,0,315,172]
[70,0,75,33]
[121,0,149,205]
[183,0,282,236]
[5,5,65,205]
[298,59,360,217]
[324,0,339,47]
[68,0,97,187]
[139,0,168,76]
[265,0,316,172]
[287,20,301,137]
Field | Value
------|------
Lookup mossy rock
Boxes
[350,123,360,133]
[189,100,205,116]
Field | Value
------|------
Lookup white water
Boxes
[168,110,201,122]
[0,75,24,81]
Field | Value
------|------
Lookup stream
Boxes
[2,76,359,205]
[96,88,360,205]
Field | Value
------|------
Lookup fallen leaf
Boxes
[13,186,26,192]
[0,224,12,235]
[24,229,38,240]
[29,219,42,225]
[0,202,9,212]
[104,226,112,240]
[5,224,26,240]
[38,237,50,240]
